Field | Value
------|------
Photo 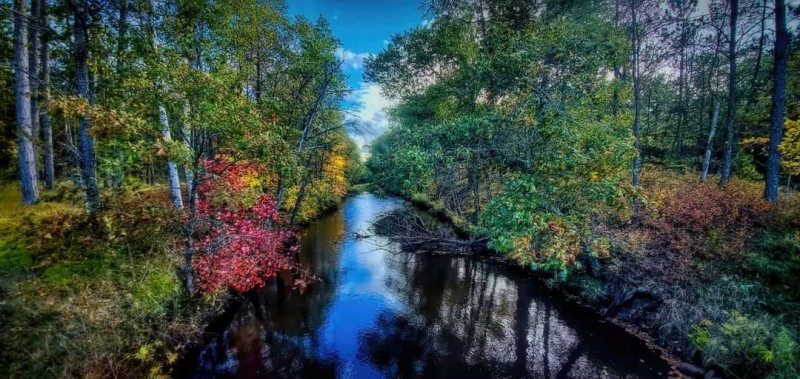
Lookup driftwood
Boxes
[372,209,487,255]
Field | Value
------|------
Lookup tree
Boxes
[193,159,297,293]
[720,0,738,185]
[631,0,643,187]
[701,100,721,181]
[70,0,101,218]
[149,0,183,209]
[40,0,54,189]
[764,0,788,201]
[14,0,40,204]
[28,0,40,162]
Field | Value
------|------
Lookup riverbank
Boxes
[0,181,349,378]
[178,193,676,378]
[372,168,800,378]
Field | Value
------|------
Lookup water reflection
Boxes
[179,193,669,378]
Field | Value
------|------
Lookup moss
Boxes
[131,266,181,317]
[42,264,76,286]
[0,242,33,271]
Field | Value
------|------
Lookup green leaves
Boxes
[366,2,636,280]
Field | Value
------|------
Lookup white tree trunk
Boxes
[160,105,184,209]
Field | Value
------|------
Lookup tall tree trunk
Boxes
[750,0,767,91]
[764,0,787,201]
[630,0,641,187]
[676,38,685,157]
[720,0,737,185]
[183,158,200,294]
[160,105,184,209]
[15,0,40,204]
[40,0,54,189]
[111,0,130,188]
[72,0,101,218]
[148,0,183,209]
[29,0,40,160]
[701,100,720,181]
[182,103,193,199]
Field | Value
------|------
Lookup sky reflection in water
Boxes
[181,193,670,379]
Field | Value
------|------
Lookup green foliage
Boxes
[482,176,578,279]
[131,263,181,317]
[691,312,799,378]
[366,3,634,281]
[744,229,800,316]
[734,151,763,181]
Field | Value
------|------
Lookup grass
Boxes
[0,182,225,378]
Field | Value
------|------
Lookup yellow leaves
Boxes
[322,140,351,198]
[47,96,146,138]
[740,118,800,176]
[780,119,800,175]
[741,136,769,146]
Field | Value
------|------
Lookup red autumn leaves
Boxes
[193,159,298,293]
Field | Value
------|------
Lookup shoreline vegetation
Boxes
[367,166,800,378]
[2,0,364,376]
[0,179,354,377]
[361,1,800,377]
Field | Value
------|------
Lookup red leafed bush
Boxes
[649,180,770,260]
[193,159,298,293]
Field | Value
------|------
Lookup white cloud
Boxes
[346,83,398,157]
[335,48,372,70]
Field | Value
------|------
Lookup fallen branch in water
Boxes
[372,209,487,255]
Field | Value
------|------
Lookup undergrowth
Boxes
[0,182,225,378]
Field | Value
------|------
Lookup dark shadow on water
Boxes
[175,194,671,378]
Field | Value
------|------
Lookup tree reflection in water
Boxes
[178,194,670,379]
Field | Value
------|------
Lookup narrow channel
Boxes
[178,193,670,378]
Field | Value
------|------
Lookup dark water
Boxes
[178,193,670,378]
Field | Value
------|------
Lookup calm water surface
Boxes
[179,193,670,378]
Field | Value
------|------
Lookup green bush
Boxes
[131,265,181,317]
[691,312,799,377]
[734,152,763,182]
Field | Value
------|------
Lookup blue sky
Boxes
[288,0,425,154]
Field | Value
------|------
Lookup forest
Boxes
[365,0,799,378]
[1,0,799,378]
[1,0,362,376]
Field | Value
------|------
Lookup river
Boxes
[177,193,670,378]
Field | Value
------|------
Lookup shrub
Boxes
[131,266,181,317]
[650,180,769,260]
[691,312,799,378]
[482,176,583,281]
[193,159,298,293]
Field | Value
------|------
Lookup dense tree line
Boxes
[365,1,800,376]
[2,0,361,290]
[367,0,799,276]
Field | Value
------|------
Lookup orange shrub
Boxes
[649,180,770,260]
